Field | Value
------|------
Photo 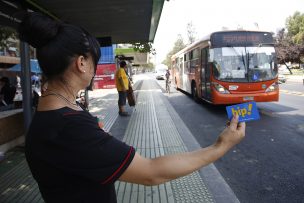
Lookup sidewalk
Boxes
[0,76,239,203]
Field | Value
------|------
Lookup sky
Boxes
[153,0,304,64]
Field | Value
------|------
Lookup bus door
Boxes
[201,48,208,99]
[179,56,184,89]
[204,49,212,101]
[183,55,190,92]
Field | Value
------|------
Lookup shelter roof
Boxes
[0,0,165,44]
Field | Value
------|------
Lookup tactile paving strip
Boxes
[116,80,214,203]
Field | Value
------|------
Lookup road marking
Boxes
[136,89,162,92]
[280,90,304,96]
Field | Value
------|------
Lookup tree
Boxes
[275,28,304,74]
[275,12,304,73]
[285,11,304,68]
[285,11,304,44]
[162,34,186,67]
[144,62,154,71]
[132,42,156,55]
[186,21,197,44]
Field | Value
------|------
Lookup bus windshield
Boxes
[210,46,278,82]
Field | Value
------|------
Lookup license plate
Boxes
[243,96,254,101]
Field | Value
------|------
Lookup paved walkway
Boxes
[0,76,239,203]
[115,83,213,203]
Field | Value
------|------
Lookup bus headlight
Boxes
[212,82,230,94]
[265,82,279,92]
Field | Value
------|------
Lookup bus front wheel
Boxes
[191,83,199,102]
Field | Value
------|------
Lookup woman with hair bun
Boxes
[20,12,245,203]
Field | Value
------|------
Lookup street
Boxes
[140,73,304,203]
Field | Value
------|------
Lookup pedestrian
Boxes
[31,73,40,87]
[18,12,246,203]
[16,74,21,88]
[165,68,170,83]
[165,68,170,80]
[115,60,129,116]
[0,76,16,111]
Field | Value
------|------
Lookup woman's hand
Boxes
[215,114,246,150]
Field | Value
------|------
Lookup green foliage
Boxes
[0,27,17,49]
[115,48,135,55]
[162,34,186,67]
[145,62,154,70]
[132,42,156,55]
[275,28,304,74]
[275,11,304,74]
[286,11,304,44]
[162,22,197,67]
[140,62,154,73]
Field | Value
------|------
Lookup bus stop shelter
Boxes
[0,0,165,130]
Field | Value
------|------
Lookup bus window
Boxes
[209,49,214,62]
[211,46,277,82]
[247,47,277,82]
[193,48,199,59]
[204,49,211,80]
[175,58,179,71]
[201,48,207,79]
[179,57,183,73]
[172,60,176,70]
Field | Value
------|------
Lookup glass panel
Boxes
[211,47,277,82]
[193,48,199,59]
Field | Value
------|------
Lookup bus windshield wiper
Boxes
[241,52,246,68]
[227,45,246,67]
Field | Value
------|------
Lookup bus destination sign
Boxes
[223,35,260,43]
[211,31,273,47]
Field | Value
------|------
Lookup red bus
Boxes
[171,30,279,105]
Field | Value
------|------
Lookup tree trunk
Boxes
[283,62,293,74]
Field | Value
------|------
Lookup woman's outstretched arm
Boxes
[119,114,245,185]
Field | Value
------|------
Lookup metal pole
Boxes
[20,41,32,131]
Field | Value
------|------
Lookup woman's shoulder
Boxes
[35,107,88,118]
[32,107,93,130]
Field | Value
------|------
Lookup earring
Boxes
[82,70,86,73]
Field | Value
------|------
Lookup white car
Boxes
[155,70,166,80]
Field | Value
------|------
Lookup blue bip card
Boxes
[226,101,260,122]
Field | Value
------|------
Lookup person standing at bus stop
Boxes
[19,12,246,203]
[0,76,16,111]
[115,60,129,116]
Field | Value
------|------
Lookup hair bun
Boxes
[18,12,61,48]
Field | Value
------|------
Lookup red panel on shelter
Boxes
[94,64,116,89]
